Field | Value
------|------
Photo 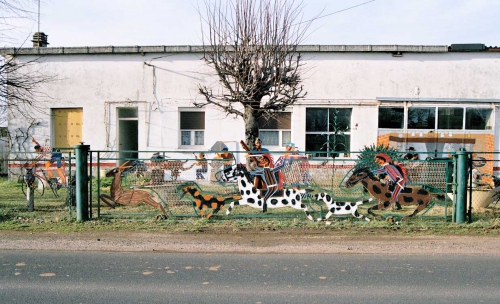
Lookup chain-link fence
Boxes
[88,151,456,221]
[6,149,500,221]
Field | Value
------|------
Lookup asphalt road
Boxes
[1,250,500,304]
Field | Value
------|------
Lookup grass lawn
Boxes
[1,176,499,235]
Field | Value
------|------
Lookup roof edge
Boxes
[377,97,500,103]
[0,44,449,56]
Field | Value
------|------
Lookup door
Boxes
[117,107,138,165]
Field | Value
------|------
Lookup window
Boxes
[305,108,351,157]
[180,111,205,146]
[404,106,491,130]
[466,108,492,130]
[438,107,463,129]
[379,107,404,128]
[408,107,435,129]
[258,112,291,147]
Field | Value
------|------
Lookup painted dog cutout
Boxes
[177,182,241,219]
[314,192,371,222]
[345,167,444,220]
[217,164,313,220]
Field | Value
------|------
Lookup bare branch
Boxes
[1,54,53,121]
[199,0,316,144]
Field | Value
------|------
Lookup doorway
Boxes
[117,107,138,165]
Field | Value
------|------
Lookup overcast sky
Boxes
[2,0,500,48]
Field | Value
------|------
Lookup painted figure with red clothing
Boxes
[246,138,286,212]
[372,153,405,208]
[32,137,66,185]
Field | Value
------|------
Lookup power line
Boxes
[296,0,376,26]
[316,0,376,21]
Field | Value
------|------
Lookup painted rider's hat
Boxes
[375,153,391,163]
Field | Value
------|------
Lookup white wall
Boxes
[6,49,500,157]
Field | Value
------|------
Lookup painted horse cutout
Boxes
[99,161,169,218]
[217,164,314,220]
[177,182,241,219]
[344,167,444,220]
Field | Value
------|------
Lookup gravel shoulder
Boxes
[2,230,500,255]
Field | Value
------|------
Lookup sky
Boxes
[2,0,500,48]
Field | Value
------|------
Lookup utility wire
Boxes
[316,0,376,21]
[296,0,376,25]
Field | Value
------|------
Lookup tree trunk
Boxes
[244,106,260,147]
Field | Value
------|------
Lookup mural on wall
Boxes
[377,130,495,182]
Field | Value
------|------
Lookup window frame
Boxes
[179,110,205,147]
[378,102,494,132]
[258,112,292,147]
[305,107,352,157]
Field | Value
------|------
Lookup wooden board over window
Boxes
[53,108,83,148]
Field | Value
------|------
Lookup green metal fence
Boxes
[12,148,500,223]
[85,150,457,222]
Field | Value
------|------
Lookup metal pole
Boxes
[455,148,467,223]
[97,151,101,218]
[74,143,90,221]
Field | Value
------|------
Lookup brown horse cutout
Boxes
[345,167,444,221]
[100,162,168,219]
[177,182,241,219]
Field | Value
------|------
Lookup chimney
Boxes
[32,32,49,47]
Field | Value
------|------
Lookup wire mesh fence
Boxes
[89,151,457,221]
[5,149,500,221]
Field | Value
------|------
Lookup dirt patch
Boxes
[2,230,500,255]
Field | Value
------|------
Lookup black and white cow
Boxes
[218,164,314,220]
[315,192,371,222]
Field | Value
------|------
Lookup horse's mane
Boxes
[352,166,373,177]
[235,163,253,181]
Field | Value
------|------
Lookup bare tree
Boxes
[197,0,316,145]
[0,0,36,45]
[1,0,51,124]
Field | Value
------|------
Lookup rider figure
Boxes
[372,153,405,208]
[32,137,66,185]
[247,138,287,212]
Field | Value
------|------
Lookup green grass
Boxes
[1,176,500,235]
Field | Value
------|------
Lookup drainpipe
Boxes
[74,143,90,221]
[455,148,467,223]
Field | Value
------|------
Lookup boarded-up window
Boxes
[53,108,83,148]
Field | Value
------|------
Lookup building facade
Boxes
[2,44,500,172]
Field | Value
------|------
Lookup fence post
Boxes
[455,148,467,223]
[74,143,90,221]
[24,168,35,212]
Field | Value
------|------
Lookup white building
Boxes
[1,43,500,172]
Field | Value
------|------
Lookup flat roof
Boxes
[0,44,449,56]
